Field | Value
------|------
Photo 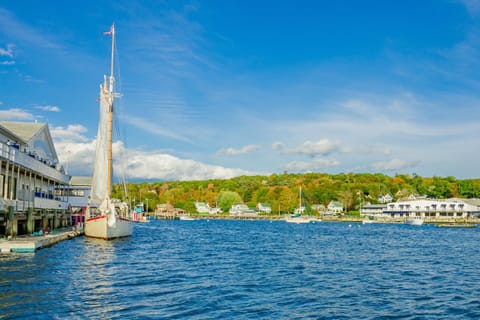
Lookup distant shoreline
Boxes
[147,214,480,225]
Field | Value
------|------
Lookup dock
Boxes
[0,228,83,253]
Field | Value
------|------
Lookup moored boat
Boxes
[178,214,195,221]
[405,216,424,226]
[285,187,314,224]
[85,24,134,240]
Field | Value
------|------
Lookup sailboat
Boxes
[285,187,313,224]
[85,24,134,240]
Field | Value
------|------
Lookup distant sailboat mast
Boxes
[299,186,302,211]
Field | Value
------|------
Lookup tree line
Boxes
[111,173,480,214]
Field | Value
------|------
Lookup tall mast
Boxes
[299,186,302,210]
[107,23,115,197]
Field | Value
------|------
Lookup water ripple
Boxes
[1,220,480,319]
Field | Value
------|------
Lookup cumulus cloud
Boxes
[279,159,341,172]
[285,139,342,156]
[121,147,254,181]
[36,105,60,112]
[50,124,89,143]
[371,158,420,172]
[0,108,34,120]
[51,126,256,180]
[216,144,260,156]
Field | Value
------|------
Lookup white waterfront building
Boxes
[362,198,480,219]
[257,203,272,214]
[0,121,70,236]
[229,203,257,217]
[194,201,222,214]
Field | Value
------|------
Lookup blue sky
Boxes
[1,0,479,181]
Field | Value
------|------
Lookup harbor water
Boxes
[1,219,479,319]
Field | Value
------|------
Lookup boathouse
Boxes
[0,121,71,237]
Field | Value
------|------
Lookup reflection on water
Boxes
[1,221,480,319]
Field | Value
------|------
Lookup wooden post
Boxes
[26,207,34,234]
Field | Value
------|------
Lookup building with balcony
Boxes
[0,121,70,237]
[361,198,480,220]
[383,199,479,219]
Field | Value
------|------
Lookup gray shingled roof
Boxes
[0,121,46,142]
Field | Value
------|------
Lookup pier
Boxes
[0,227,83,253]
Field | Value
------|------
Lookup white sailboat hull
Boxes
[405,218,424,226]
[285,216,312,224]
[85,215,133,240]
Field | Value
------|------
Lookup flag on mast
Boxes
[104,24,114,35]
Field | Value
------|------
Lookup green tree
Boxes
[216,191,243,212]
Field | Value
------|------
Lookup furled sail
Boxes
[90,76,112,203]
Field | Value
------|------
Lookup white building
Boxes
[327,201,343,214]
[0,121,70,236]
[229,203,257,217]
[361,198,480,219]
[194,201,222,214]
[257,203,272,213]
[194,201,211,213]
[384,199,479,219]
[360,204,388,217]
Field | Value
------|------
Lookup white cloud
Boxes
[285,139,342,156]
[279,159,341,172]
[36,105,60,112]
[121,148,254,181]
[0,108,34,120]
[216,144,260,156]
[52,128,256,180]
[0,44,14,65]
[50,124,89,143]
[0,44,14,58]
[371,159,420,172]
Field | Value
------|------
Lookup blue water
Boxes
[1,220,480,319]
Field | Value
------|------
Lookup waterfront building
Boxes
[229,203,257,217]
[194,201,222,214]
[360,204,388,217]
[56,176,92,227]
[327,201,343,214]
[194,201,211,213]
[155,203,186,218]
[384,199,479,218]
[361,198,480,219]
[0,121,70,236]
[256,203,272,214]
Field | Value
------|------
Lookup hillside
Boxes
[112,173,480,214]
